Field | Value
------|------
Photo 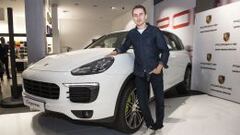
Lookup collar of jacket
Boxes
[134,22,151,30]
[134,22,153,35]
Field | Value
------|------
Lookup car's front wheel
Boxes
[115,81,144,133]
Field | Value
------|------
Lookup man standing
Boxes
[108,5,169,135]
[0,37,11,80]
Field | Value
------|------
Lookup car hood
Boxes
[28,48,114,72]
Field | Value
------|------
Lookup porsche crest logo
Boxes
[223,32,230,42]
[218,75,225,84]
[206,15,212,24]
[207,53,212,62]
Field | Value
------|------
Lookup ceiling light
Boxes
[111,6,117,10]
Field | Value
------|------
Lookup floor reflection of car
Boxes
[22,30,191,133]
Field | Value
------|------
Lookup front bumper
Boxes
[22,69,127,120]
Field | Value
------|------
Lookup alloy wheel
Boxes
[124,88,144,129]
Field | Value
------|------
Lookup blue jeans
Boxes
[135,72,164,130]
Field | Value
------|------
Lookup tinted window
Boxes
[163,32,184,50]
[87,32,128,49]
[175,35,184,50]
[163,35,175,50]
[86,31,183,50]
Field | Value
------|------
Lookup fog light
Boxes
[83,111,93,118]
[71,110,93,118]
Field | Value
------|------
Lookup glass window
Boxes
[164,32,184,50]
[163,34,176,50]
[169,34,184,50]
[87,32,128,49]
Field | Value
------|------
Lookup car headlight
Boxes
[71,57,114,75]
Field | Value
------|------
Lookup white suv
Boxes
[22,31,191,133]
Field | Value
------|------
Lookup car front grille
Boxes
[23,79,60,99]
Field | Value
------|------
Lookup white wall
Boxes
[154,0,196,47]
[111,0,154,31]
[0,16,27,41]
[60,0,154,51]
[51,0,154,51]
[58,19,112,50]
[0,0,25,34]
[0,0,153,52]
[0,16,26,33]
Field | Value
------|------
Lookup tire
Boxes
[176,67,191,94]
[115,80,144,133]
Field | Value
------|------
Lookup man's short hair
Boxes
[132,5,147,15]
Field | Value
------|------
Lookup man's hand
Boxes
[106,50,118,57]
[149,64,163,75]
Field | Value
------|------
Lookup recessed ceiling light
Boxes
[111,6,117,10]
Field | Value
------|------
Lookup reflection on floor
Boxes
[0,94,240,135]
[0,73,23,99]
[0,74,31,114]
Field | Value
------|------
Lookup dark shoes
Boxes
[151,124,163,130]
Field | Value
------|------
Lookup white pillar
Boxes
[25,0,46,64]
[52,3,61,54]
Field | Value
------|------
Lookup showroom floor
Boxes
[0,95,240,135]
[0,74,31,114]
[1,75,240,135]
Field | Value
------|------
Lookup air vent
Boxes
[0,8,4,21]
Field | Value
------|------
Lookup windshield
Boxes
[86,32,128,49]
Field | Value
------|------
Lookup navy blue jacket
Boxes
[115,23,170,77]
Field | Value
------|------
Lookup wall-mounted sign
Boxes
[192,1,240,103]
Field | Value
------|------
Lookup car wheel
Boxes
[176,67,191,94]
[115,81,144,133]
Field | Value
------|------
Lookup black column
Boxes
[7,8,18,99]
[1,8,23,108]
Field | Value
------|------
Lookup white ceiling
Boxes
[54,0,146,20]
[0,0,147,20]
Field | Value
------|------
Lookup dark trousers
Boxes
[2,59,10,78]
[135,72,164,130]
